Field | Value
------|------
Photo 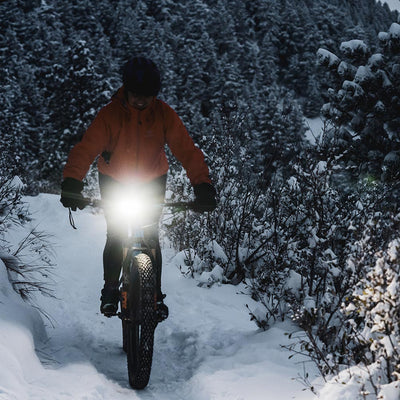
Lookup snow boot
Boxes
[100,284,120,317]
[155,294,169,322]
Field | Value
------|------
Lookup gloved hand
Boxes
[60,177,86,211]
[193,182,217,212]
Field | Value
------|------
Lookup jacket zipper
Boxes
[136,116,141,172]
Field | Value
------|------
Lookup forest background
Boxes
[2,0,400,397]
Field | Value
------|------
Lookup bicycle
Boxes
[81,196,192,389]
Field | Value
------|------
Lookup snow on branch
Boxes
[316,48,340,68]
[340,39,369,56]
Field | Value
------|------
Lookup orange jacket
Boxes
[63,88,211,185]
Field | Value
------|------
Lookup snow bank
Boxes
[319,363,400,400]
[0,259,46,399]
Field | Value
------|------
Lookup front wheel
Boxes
[126,253,156,390]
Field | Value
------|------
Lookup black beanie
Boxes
[122,57,161,96]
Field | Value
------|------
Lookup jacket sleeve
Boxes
[62,108,110,181]
[163,105,211,186]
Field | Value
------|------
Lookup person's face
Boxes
[127,92,154,110]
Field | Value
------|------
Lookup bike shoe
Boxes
[100,286,120,317]
[155,300,169,322]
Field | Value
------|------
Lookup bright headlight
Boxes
[112,195,148,220]
[106,185,158,227]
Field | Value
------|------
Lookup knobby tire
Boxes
[126,253,156,390]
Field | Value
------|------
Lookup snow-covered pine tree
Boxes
[317,21,400,182]
[1,0,395,192]
[251,85,307,185]
[41,39,111,188]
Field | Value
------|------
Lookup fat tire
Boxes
[126,253,156,390]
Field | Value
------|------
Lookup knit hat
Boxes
[122,57,161,96]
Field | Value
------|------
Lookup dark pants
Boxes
[99,173,167,297]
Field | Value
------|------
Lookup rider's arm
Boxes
[163,104,211,186]
[63,109,110,181]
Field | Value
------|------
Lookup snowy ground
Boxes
[0,193,319,400]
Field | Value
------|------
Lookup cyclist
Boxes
[60,57,216,318]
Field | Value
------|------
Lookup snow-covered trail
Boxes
[1,194,318,400]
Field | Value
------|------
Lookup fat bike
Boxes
[83,197,191,389]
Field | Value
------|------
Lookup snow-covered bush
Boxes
[165,107,273,287]
[340,235,400,396]
[311,225,400,398]
[165,92,308,293]
[0,176,30,232]
[166,124,375,334]
[283,184,400,396]
[0,176,54,302]
[250,151,378,332]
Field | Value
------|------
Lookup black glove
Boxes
[193,182,217,212]
[60,178,86,211]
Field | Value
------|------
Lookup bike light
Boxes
[107,185,157,226]
[111,195,148,221]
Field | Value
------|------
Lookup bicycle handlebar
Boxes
[67,198,207,229]
[82,198,196,210]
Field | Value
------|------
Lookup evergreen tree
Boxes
[0,0,395,192]
[41,39,111,186]
[317,22,400,181]
[252,86,307,184]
